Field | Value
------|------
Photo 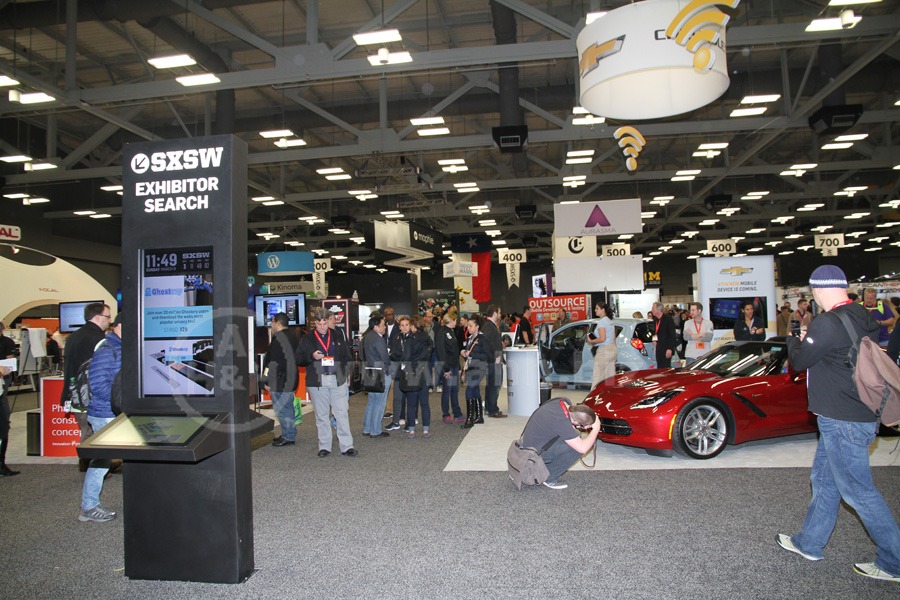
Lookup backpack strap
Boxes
[832,310,859,368]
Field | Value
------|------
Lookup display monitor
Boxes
[88,414,216,447]
[709,297,768,330]
[140,247,215,397]
[253,293,306,327]
[58,300,104,333]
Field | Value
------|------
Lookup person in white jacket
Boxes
[682,303,714,365]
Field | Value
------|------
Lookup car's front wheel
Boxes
[672,399,729,459]
[615,364,631,374]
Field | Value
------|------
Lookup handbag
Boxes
[399,362,427,392]
[362,366,386,393]
[506,435,559,490]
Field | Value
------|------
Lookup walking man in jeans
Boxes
[264,312,298,447]
[777,265,900,582]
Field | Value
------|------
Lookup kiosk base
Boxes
[123,447,254,583]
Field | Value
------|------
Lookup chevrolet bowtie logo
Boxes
[720,266,752,276]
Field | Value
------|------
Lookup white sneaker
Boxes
[542,480,568,490]
[775,534,822,561]
[79,505,116,522]
[853,562,900,582]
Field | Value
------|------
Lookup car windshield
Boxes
[689,342,788,377]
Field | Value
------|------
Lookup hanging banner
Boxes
[528,294,591,327]
[443,261,478,278]
[312,271,327,298]
[506,262,520,290]
[553,236,597,258]
[553,199,642,237]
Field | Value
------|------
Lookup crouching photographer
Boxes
[517,398,601,490]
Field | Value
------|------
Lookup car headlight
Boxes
[631,388,683,409]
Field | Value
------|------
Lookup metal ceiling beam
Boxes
[492,0,575,39]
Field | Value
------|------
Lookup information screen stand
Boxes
[77,134,267,584]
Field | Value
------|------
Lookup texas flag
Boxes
[450,233,492,303]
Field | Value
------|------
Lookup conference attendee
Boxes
[792,298,812,334]
[733,301,765,342]
[776,304,792,337]
[650,302,677,368]
[587,302,616,388]
[520,398,601,490]
[0,363,18,477]
[79,314,122,522]
[435,314,463,424]
[264,312,299,447]
[59,303,110,472]
[401,315,434,439]
[460,314,491,428]
[0,322,16,360]
[682,303,714,365]
[481,305,507,418]
[860,287,895,347]
[382,306,402,422]
[552,308,569,332]
[361,312,391,438]
[516,305,534,346]
[297,307,356,457]
[777,265,900,583]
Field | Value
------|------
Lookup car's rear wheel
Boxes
[672,399,729,459]
[615,364,631,374]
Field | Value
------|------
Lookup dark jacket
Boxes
[734,315,765,341]
[786,302,880,422]
[481,318,502,362]
[399,329,433,391]
[435,324,460,373]
[362,328,391,369]
[87,332,121,419]
[296,327,353,387]
[264,328,298,393]
[60,321,105,405]
[654,314,678,361]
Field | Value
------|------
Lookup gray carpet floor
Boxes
[2,390,899,599]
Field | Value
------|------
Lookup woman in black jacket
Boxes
[460,314,491,428]
[734,301,766,341]
[435,314,463,424]
[401,315,434,439]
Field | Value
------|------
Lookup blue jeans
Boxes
[406,387,430,431]
[440,366,461,418]
[791,416,900,575]
[81,415,115,511]
[363,374,392,435]
[270,390,296,442]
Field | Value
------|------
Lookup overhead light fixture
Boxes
[260,129,294,138]
[417,127,449,136]
[176,73,220,86]
[8,90,54,104]
[410,116,444,126]
[367,48,412,66]
[100,185,123,192]
[676,170,701,176]
[89,213,112,219]
[147,54,196,69]
[693,150,720,158]
[806,11,860,31]
[23,196,49,204]
[353,29,402,45]
[262,200,284,206]
[3,192,29,199]
[325,174,351,181]
[791,163,817,169]
[438,159,465,166]
[730,107,767,117]
[740,94,781,104]
[73,210,96,216]
[0,75,19,86]
[572,115,605,125]
[274,137,307,148]
[316,167,344,175]
[442,164,468,173]
[252,196,275,202]
[563,175,586,182]
[822,142,853,150]
[697,142,729,150]
[23,161,57,171]
[834,133,868,142]
[828,1,880,7]
[0,155,32,163]
[567,150,595,157]
[699,220,719,228]
[671,175,695,181]
[651,196,673,205]
[565,157,593,165]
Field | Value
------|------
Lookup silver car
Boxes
[536,318,668,388]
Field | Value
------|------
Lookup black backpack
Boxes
[69,357,94,411]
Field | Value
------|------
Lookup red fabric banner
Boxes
[472,252,491,303]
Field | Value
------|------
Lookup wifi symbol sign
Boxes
[614,126,645,172]
[665,0,740,71]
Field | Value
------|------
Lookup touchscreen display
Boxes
[141,247,214,397]
[89,415,214,447]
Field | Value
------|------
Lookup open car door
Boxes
[537,322,554,378]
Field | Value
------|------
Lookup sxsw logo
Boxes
[130,147,224,174]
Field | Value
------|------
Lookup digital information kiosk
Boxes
[78,134,271,583]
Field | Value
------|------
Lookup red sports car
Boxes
[583,339,817,459]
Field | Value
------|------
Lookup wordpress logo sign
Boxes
[266,255,280,269]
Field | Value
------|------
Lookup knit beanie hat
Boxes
[809,265,848,289]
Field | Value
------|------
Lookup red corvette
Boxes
[583,339,817,459]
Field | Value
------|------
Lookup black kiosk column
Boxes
[79,134,270,583]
